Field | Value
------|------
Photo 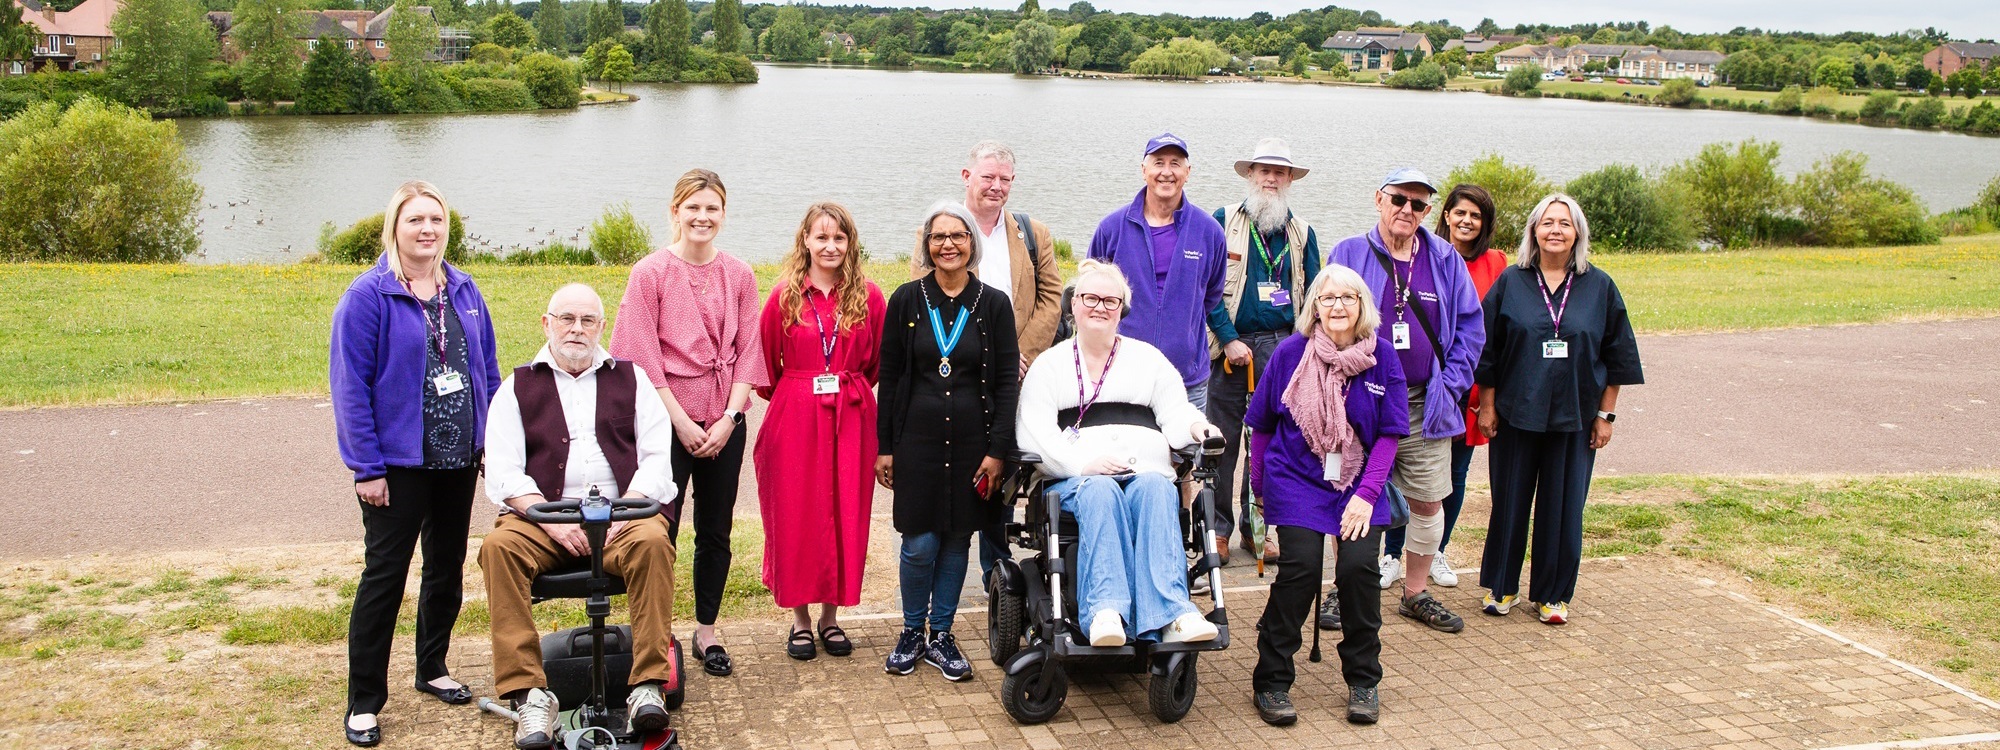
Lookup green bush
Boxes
[588,203,653,265]
[1963,102,2000,134]
[1657,78,1697,107]
[1499,63,1541,96]
[0,97,201,262]
[1445,153,1556,252]
[515,52,581,108]
[1384,61,1446,90]
[460,78,538,111]
[1664,139,1787,248]
[1859,91,1899,120]
[1903,96,1947,128]
[1564,164,1694,251]
[492,243,598,265]
[1792,151,1937,246]
[1771,85,1803,114]
[323,210,469,264]
[469,42,511,66]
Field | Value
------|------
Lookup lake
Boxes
[179,64,2000,264]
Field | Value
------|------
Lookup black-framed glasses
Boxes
[927,231,973,246]
[1315,293,1361,309]
[1380,190,1431,213]
[1076,293,1124,310]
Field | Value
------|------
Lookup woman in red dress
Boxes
[755,201,887,661]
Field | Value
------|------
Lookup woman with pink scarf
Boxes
[1244,264,1408,728]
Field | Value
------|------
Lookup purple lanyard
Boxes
[1069,337,1121,432]
[1537,271,1573,336]
[405,280,449,362]
[806,287,837,371]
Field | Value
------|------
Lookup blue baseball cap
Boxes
[1144,133,1190,158]
[1379,167,1437,194]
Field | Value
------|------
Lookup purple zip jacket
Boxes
[1087,188,1227,388]
[1324,226,1485,440]
[330,256,502,482]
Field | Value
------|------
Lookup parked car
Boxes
[1570,76,1585,82]
[1589,76,1604,83]
[1541,73,1559,81]
[1616,77,1631,84]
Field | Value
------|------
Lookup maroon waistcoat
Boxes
[513,359,639,501]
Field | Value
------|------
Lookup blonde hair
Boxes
[1296,263,1382,339]
[1071,258,1132,315]
[1516,193,1592,274]
[775,201,872,331]
[381,180,449,284]
[911,201,983,273]
[669,168,728,242]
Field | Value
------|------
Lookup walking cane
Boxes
[1228,356,1268,577]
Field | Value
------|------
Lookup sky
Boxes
[940,0,1998,38]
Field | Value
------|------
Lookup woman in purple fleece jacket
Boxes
[328,181,501,747]
[1244,264,1407,728]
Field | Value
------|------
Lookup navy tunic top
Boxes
[1474,266,1644,433]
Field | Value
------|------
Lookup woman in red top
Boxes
[609,169,769,677]
[754,202,887,661]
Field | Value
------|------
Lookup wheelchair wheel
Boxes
[987,587,1026,667]
[1000,662,1069,724]
[1147,653,1198,723]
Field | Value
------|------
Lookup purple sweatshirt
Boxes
[1088,188,1227,388]
[1245,333,1409,537]
[330,257,502,481]
[1324,226,1485,440]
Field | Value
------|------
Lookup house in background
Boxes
[1924,42,1999,78]
[207,5,468,64]
[7,0,119,75]
[1441,34,1523,55]
[1494,43,1567,72]
[1493,42,1725,82]
[822,31,854,54]
[1619,48,1726,83]
[1320,26,1433,71]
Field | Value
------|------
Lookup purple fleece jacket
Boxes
[1088,188,1227,388]
[1324,226,1485,440]
[1246,333,1408,537]
[330,256,502,482]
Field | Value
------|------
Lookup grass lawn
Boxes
[4,237,2000,407]
[1485,79,2000,113]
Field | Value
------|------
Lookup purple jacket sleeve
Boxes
[329,287,386,482]
[1353,435,1398,505]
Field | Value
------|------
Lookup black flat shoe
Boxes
[344,718,382,747]
[818,625,853,657]
[414,679,473,705]
[699,642,734,676]
[787,627,817,661]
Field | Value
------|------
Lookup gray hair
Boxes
[912,200,984,272]
[1296,263,1381,338]
[968,140,1016,169]
[545,282,604,316]
[1516,193,1592,274]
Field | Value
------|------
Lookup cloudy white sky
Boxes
[941,1,1996,38]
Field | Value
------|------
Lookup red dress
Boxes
[1463,249,1509,447]
[753,282,887,608]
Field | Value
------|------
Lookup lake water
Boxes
[179,64,2000,264]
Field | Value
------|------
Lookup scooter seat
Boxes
[532,559,627,600]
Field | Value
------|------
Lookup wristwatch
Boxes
[724,409,745,426]
[1597,410,1616,423]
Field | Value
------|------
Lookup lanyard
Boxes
[1069,336,1122,435]
[1538,271,1574,336]
[1248,228,1286,281]
[926,303,970,364]
[806,287,837,371]
[405,280,449,362]
[1370,234,1417,319]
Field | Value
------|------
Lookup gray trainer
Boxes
[1347,685,1380,724]
[511,688,559,750]
[1254,690,1297,726]
[1399,590,1465,633]
[626,682,669,735]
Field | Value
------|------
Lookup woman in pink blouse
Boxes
[609,168,769,677]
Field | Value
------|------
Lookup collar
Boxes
[532,343,616,378]
[370,254,469,297]
[1125,187,1186,227]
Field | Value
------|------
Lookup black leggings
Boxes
[348,464,477,717]
[1252,524,1383,692]
[669,425,746,626]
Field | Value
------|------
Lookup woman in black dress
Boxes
[875,201,1020,682]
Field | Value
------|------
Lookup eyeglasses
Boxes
[550,313,603,329]
[1315,293,1362,309]
[1076,293,1125,310]
[927,231,973,246]
[1380,190,1431,214]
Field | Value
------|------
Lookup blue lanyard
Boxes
[926,303,970,364]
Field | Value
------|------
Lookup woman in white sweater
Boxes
[1017,259,1223,647]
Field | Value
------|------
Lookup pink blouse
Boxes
[610,248,770,425]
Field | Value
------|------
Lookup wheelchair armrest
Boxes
[1009,450,1041,464]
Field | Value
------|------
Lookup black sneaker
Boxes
[924,631,972,682]
[884,627,925,675]
[1398,591,1465,633]
[1253,690,1297,726]
[1316,589,1341,631]
[1346,685,1380,724]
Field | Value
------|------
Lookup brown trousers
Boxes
[480,513,677,698]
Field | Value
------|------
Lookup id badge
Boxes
[813,373,840,395]
[1256,282,1280,303]
[1391,321,1412,350]
[1270,287,1292,307]
[432,370,465,396]
[1321,451,1343,482]
[1542,340,1569,359]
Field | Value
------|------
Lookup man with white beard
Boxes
[1203,138,1322,566]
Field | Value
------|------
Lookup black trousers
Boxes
[1480,422,1595,604]
[669,424,746,626]
[348,464,477,717]
[1204,329,1283,540]
[1252,524,1382,692]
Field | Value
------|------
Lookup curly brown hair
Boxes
[774,201,872,331]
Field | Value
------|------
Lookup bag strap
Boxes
[1370,239,1447,365]
[1014,212,1038,265]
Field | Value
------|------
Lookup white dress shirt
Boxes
[484,344,678,509]
[976,215,1015,302]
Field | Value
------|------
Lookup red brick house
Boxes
[209,5,468,64]
[1924,42,1999,78]
[7,0,119,75]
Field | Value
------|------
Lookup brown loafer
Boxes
[1213,534,1231,566]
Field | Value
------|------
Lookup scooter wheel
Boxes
[1000,662,1068,724]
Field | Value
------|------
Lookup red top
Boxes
[609,248,770,425]
[1461,248,1508,446]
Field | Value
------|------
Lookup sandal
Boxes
[818,625,853,658]
[786,627,817,661]
[697,638,733,676]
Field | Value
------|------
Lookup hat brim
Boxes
[1234,158,1310,180]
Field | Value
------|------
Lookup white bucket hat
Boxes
[1233,137,1310,180]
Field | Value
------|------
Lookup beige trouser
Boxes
[479,513,677,698]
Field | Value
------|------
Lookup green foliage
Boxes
[1771,84,1803,114]
[1792,151,1937,247]
[763,5,815,61]
[1010,18,1055,73]
[709,0,743,53]
[322,210,467,264]
[458,76,537,110]
[1385,61,1446,90]
[651,0,691,70]
[601,44,635,90]
[0,0,35,67]
[1126,37,1225,79]
[106,0,219,114]
[587,203,653,264]
[295,36,370,114]
[874,34,913,66]
[515,51,581,108]
[385,0,440,68]
[0,97,201,262]
[1902,95,1947,128]
[230,0,305,105]
[533,0,565,52]
[1657,77,1697,107]
[582,37,617,78]
[1501,63,1542,96]
[468,41,510,66]
[1563,164,1693,251]
[586,0,623,46]
[1445,154,1556,252]
[1663,139,1787,248]
[1812,57,1853,90]
[1858,90,1899,120]
[1945,68,1984,98]
[485,12,535,49]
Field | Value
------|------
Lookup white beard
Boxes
[1244,189,1291,237]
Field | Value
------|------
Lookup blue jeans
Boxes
[1053,474,1197,640]
[900,531,973,632]
[1386,437,1475,558]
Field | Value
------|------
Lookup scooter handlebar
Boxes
[521,497,661,525]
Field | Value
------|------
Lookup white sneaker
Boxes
[1188,572,1212,595]
[1087,609,1127,647]
[625,682,669,735]
[1160,611,1219,643]
[1377,554,1401,589]
[512,688,559,750]
[1431,551,1459,587]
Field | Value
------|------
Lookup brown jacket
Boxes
[909,211,1063,364]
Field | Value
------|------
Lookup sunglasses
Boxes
[1380,190,1431,213]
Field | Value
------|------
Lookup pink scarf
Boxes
[1282,330,1378,491]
